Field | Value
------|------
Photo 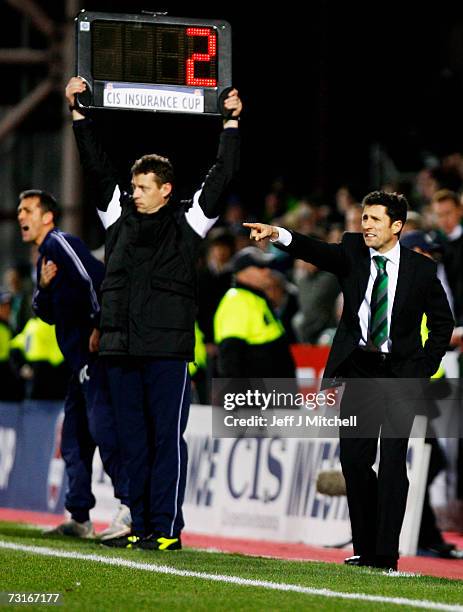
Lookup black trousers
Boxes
[106,357,190,537]
[62,358,129,521]
[339,349,415,560]
[418,434,447,548]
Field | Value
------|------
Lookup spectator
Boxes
[431,190,463,324]
[3,263,33,335]
[415,168,440,208]
[10,316,68,400]
[214,247,295,378]
[402,210,425,234]
[326,223,344,244]
[316,293,344,346]
[0,289,23,401]
[223,197,248,235]
[344,204,362,233]
[197,228,236,402]
[265,270,299,344]
[431,189,463,241]
[197,228,235,349]
[277,199,316,235]
[291,258,341,344]
[327,185,357,225]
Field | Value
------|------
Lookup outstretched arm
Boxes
[244,222,348,275]
[243,222,280,242]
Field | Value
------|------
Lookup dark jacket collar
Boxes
[38,228,58,254]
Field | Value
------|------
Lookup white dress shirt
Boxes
[358,241,400,352]
[448,224,462,242]
[272,227,401,352]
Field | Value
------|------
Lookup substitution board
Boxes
[75,11,232,116]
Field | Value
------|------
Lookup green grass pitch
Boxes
[0,522,462,611]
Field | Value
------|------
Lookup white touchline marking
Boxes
[0,540,461,611]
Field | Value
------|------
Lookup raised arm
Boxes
[184,89,242,238]
[65,76,88,122]
[65,77,122,229]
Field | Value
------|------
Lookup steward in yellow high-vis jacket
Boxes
[214,247,295,378]
[10,316,69,400]
[0,289,23,400]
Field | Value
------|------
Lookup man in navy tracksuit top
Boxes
[17,189,130,539]
[66,76,242,550]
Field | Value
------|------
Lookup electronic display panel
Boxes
[75,11,232,115]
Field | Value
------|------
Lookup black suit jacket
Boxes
[277,232,454,382]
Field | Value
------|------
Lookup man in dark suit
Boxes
[244,191,454,571]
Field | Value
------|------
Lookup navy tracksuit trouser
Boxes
[106,358,190,537]
[61,358,129,521]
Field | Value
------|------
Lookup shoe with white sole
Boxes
[99,504,132,541]
[44,519,95,539]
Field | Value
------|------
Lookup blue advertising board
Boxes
[0,401,66,514]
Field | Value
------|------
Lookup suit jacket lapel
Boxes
[391,245,414,329]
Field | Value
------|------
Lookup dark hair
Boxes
[207,227,236,250]
[362,190,408,229]
[130,154,174,187]
[431,188,461,208]
[19,189,61,222]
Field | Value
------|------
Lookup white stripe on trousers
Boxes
[170,362,188,537]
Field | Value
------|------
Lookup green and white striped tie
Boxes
[370,255,388,348]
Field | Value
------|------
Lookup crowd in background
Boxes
[192,150,463,397]
[2,148,463,402]
[1,146,463,543]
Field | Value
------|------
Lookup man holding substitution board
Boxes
[65,74,242,551]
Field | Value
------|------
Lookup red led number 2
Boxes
[186,28,217,87]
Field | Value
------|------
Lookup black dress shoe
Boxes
[344,555,375,567]
[419,542,463,559]
[344,555,397,570]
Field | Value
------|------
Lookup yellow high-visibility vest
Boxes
[214,287,284,345]
[189,322,207,377]
[10,318,64,366]
[0,322,11,362]
[421,314,445,379]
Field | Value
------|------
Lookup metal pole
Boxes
[0,49,48,64]
[5,0,55,39]
[0,79,54,142]
[60,0,82,235]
